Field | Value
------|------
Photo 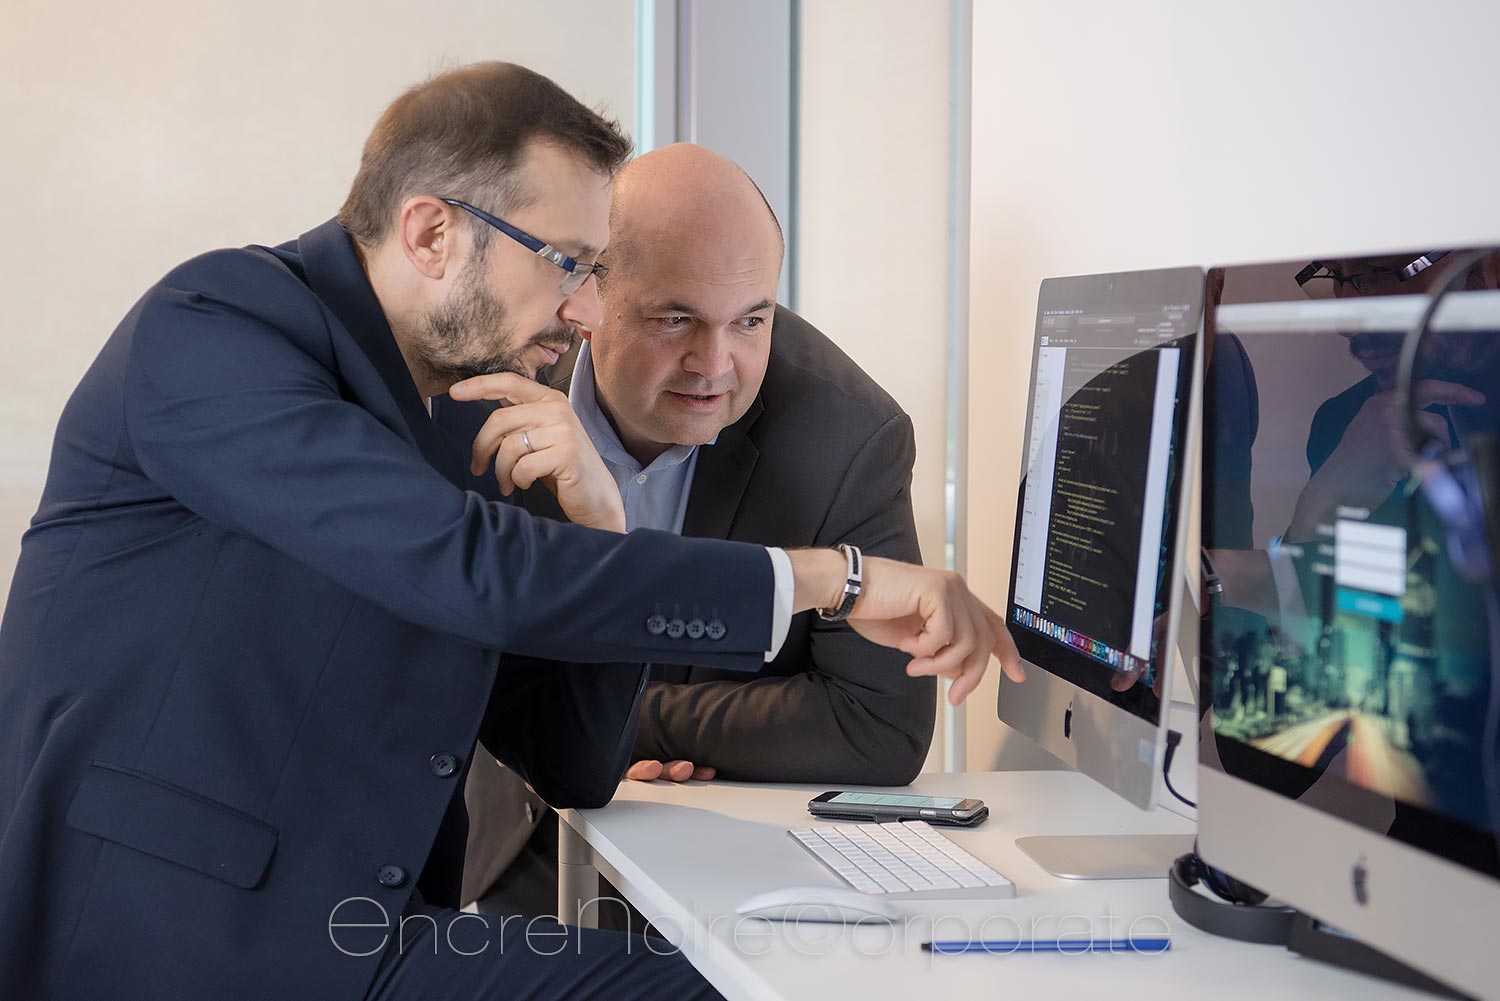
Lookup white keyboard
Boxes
[788,821,1015,900]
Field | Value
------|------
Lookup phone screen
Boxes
[828,792,966,809]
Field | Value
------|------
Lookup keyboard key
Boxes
[786,823,1014,900]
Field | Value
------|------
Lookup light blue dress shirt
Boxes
[567,340,705,535]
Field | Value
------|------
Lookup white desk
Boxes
[557,770,1434,1001]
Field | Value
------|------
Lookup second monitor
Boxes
[999,266,1202,877]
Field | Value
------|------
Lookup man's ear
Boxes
[397,196,458,281]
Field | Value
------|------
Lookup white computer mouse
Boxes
[735,886,901,924]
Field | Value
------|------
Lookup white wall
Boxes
[0,0,637,614]
[964,0,1500,768]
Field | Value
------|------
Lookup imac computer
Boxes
[999,267,1202,878]
[1198,248,1500,999]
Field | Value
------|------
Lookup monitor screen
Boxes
[1202,249,1500,881]
[1006,268,1201,726]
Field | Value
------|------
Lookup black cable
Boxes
[1394,247,1500,864]
[1396,248,1489,454]
[1163,728,1197,809]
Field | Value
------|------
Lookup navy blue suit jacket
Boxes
[0,220,773,999]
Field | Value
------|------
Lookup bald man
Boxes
[457,144,935,915]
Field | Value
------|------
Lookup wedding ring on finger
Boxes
[521,429,535,454]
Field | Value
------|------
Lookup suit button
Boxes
[429,752,459,778]
[666,618,686,639]
[706,619,726,640]
[686,618,706,639]
[525,803,536,824]
[646,614,668,635]
[377,864,408,888]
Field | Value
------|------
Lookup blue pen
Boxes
[923,938,1171,955]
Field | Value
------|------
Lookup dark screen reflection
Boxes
[1203,249,1500,878]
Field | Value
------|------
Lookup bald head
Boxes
[605,144,783,280]
[584,144,783,467]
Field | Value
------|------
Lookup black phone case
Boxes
[807,805,989,828]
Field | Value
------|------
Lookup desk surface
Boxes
[560,770,1434,1001]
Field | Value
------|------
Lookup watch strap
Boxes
[817,544,863,622]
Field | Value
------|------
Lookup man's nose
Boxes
[558,278,604,332]
[683,329,733,383]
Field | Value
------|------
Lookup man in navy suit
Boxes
[0,62,1019,1000]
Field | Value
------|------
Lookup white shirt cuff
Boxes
[765,547,794,662]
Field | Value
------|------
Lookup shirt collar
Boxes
[568,340,711,475]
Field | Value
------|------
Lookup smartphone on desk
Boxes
[808,791,988,827]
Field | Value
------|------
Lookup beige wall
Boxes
[796,0,957,769]
[0,0,636,613]
[964,0,1500,769]
[796,0,953,570]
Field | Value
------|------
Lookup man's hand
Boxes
[626,760,716,782]
[449,373,626,533]
[787,550,1026,708]
[1109,611,1169,696]
[1286,379,1484,542]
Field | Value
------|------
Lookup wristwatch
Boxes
[817,544,863,622]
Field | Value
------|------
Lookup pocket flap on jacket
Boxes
[66,762,277,889]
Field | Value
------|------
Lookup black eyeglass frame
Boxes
[1293,252,1450,298]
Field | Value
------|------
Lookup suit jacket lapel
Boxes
[681,396,762,540]
[666,397,761,685]
[297,219,463,486]
[429,395,508,494]
[518,475,568,522]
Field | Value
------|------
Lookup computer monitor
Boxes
[1198,248,1500,1000]
[999,267,1203,877]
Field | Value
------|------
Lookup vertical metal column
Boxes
[943,0,974,772]
[556,812,600,928]
[645,0,796,307]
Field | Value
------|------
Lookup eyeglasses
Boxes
[441,198,607,295]
[1294,252,1450,300]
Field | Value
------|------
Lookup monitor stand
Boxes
[1016,834,1197,879]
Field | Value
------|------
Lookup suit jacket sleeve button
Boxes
[646,614,668,635]
[686,618,706,639]
[706,619,726,640]
[666,618,686,639]
[377,865,408,888]
[429,752,459,778]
